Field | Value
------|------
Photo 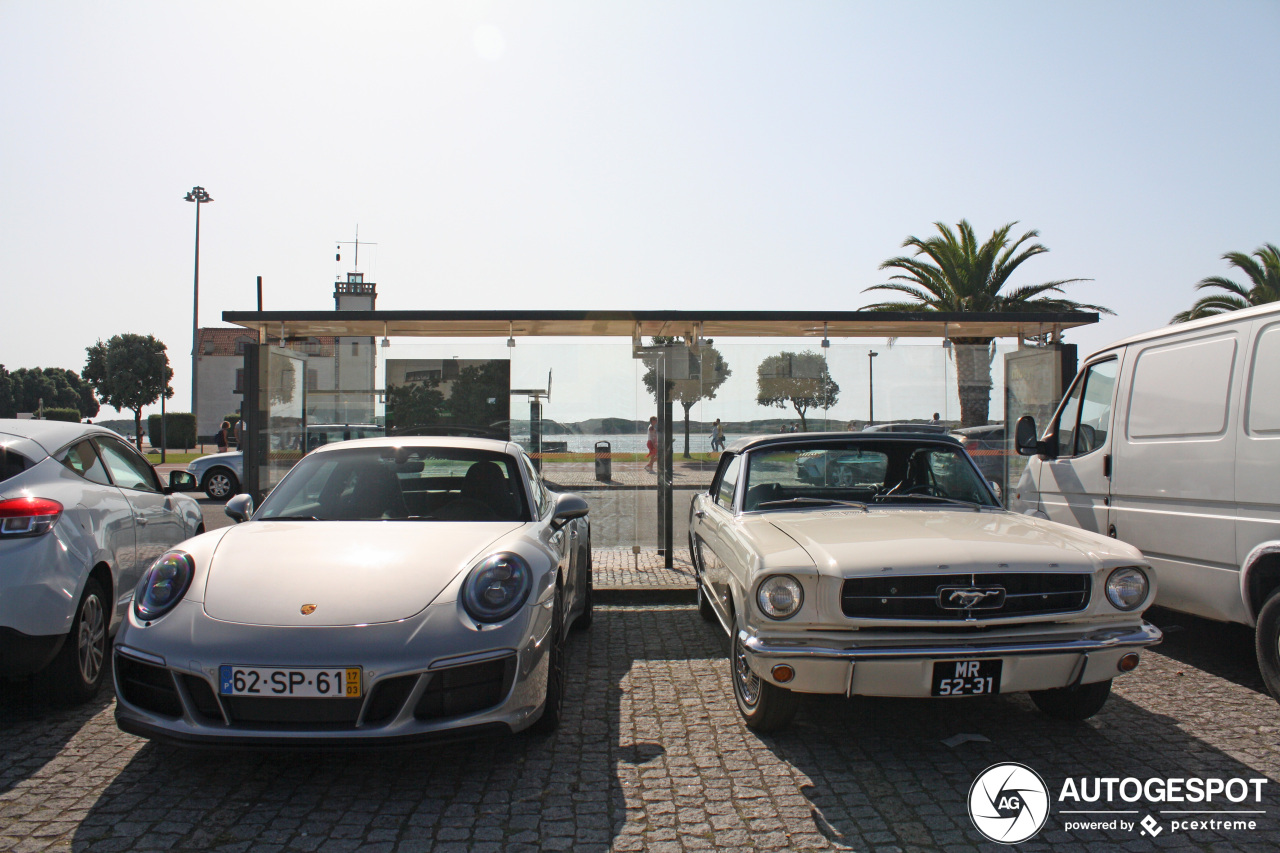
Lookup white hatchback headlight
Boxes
[757,575,803,619]
[1105,567,1149,611]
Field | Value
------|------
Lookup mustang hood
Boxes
[202,521,523,627]
[764,509,1121,573]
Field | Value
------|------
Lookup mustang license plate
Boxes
[931,659,1002,696]
[219,666,362,698]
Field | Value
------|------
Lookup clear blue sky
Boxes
[2,1,1277,421]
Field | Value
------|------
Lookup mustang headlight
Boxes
[462,552,533,623]
[1105,566,1149,611]
[757,575,803,619]
[134,551,195,622]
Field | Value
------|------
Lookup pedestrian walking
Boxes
[711,418,725,452]
[644,416,657,473]
[216,421,230,453]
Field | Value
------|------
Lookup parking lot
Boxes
[2,599,1278,852]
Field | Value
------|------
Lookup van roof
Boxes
[1088,301,1280,358]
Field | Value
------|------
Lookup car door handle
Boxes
[136,517,149,525]
[694,510,705,519]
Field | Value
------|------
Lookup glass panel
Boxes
[262,347,307,493]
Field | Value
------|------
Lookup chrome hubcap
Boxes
[77,594,105,684]
[734,637,760,707]
[209,474,231,496]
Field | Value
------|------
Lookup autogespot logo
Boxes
[969,763,1051,844]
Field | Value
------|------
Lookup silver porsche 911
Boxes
[113,437,592,747]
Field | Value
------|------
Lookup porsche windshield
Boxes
[744,439,1000,510]
[257,447,530,522]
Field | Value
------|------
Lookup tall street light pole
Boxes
[868,350,878,425]
[184,186,213,437]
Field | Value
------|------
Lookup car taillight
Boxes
[0,497,63,537]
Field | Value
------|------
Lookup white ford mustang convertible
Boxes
[689,432,1160,732]
[114,437,591,747]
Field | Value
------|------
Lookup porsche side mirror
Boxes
[225,493,254,523]
[550,492,589,531]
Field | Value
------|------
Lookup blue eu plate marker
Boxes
[220,665,233,694]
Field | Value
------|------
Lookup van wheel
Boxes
[1030,679,1112,721]
[43,577,109,705]
[1253,589,1280,702]
[731,628,797,732]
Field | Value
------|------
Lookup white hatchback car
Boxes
[0,419,203,702]
[690,432,1161,732]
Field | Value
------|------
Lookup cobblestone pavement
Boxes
[3,605,1279,852]
[594,549,695,589]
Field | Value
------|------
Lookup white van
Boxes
[1010,302,1280,699]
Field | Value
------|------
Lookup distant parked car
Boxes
[0,419,202,703]
[114,436,592,746]
[951,423,1008,493]
[187,423,385,499]
[689,431,1160,732]
[861,422,950,434]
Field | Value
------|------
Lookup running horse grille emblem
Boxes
[937,586,1006,610]
[300,604,318,615]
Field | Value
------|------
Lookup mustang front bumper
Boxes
[738,622,1162,697]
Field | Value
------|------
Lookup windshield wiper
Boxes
[755,497,868,512]
[873,493,983,511]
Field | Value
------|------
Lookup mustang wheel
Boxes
[202,467,239,499]
[731,628,797,732]
[44,577,108,705]
[1030,678,1112,720]
[531,591,566,734]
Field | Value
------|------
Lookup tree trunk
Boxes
[952,338,994,428]
[794,402,809,432]
[133,410,144,451]
[682,402,693,459]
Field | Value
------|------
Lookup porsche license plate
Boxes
[219,666,361,698]
[931,659,1002,696]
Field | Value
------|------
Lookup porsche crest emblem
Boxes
[300,604,317,615]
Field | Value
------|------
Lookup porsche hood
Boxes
[201,521,523,627]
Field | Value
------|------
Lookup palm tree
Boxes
[862,220,1111,427]
[1172,244,1280,323]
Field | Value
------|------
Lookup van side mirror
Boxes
[1015,415,1053,458]
[225,493,254,523]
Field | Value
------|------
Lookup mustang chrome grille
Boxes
[840,573,1091,620]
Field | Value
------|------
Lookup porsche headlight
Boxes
[757,575,803,619]
[462,552,533,623]
[134,551,195,622]
[1105,567,1149,611]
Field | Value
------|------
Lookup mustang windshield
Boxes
[257,447,530,522]
[744,440,1000,510]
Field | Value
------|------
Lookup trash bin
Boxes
[594,440,612,481]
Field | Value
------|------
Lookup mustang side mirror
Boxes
[1014,415,1054,458]
[225,493,254,523]
[166,471,198,493]
[550,492,589,532]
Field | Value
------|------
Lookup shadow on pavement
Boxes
[1143,605,1267,695]
[51,606,1280,851]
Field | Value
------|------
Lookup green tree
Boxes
[0,366,100,418]
[642,337,733,457]
[1172,243,1280,322]
[385,379,446,431]
[447,361,511,434]
[756,351,839,432]
[83,334,174,450]
[862,220,1111,428]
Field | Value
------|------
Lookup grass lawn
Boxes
[144,451,202,464]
